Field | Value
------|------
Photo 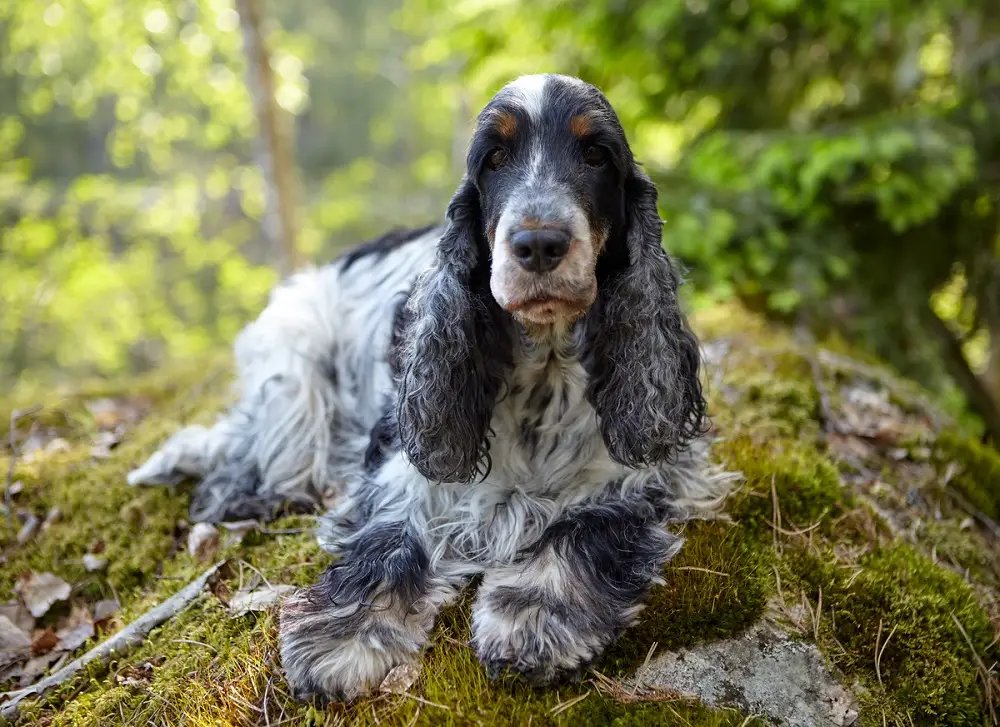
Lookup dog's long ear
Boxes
[582,166,707,467]
[395,177,514,483]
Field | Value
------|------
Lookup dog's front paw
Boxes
[471,587,611,685]
[279,585,421,701]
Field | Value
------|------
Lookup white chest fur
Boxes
[421,337,629,566]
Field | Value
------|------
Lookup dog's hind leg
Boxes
[128,266,349,522]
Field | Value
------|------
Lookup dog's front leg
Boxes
[471,494,684,684]
[279,500,467,702]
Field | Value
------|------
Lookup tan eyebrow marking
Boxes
[569,114,592,138]
[495,111,518,139]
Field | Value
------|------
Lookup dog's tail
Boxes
[128,265,347,522]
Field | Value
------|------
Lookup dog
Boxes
[129,73,730,700]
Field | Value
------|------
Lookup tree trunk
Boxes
[925,303,1000,444]
[236,0,302,277]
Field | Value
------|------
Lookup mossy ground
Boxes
[2,301,998,726]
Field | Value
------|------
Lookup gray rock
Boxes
[628,622,859,727]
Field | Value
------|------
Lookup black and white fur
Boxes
[129,74,731,701]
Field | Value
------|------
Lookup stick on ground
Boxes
[0,561,226,720]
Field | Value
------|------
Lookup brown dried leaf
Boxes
[379,663,421,694]
[31,628,59,655]
[187,523,219,561]
[115,656,166,688]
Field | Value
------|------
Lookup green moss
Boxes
[0,359,235,602]
[786,543,995,726]
[20,570,763,727]
[603,520,771,673]
[935,430,1000,520]
[916,520,996,588]
[727,372,821,438]
[717,436,851,539]
[6,307,1000,725]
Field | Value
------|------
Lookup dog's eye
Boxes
[583,145,608,167]
[486,148,508,171]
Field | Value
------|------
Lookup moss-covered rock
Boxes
[2,303,998,726]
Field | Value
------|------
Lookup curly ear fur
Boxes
[581,167,707,467]
[395,179,514,482]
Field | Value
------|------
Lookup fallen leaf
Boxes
[82,554,107,573]
[115,656,166,688]
[228,585,296,616]
[0,601,35,633]
[15,572,72,618]
[54,605,94,652]
[187,522,220,561]
[86,396,150,431]
[15,513,40,546]
[93,599,119,623]
[57,620,94,652]
[19,650,66,687]
[31,628,59,655]
[0,614,32,668]
[379,663,421,694]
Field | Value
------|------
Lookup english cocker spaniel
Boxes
[129,73,731,700]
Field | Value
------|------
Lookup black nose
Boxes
[510,228,571,273]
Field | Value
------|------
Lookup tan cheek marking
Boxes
[569,114,592,138]
[496,111,518,140]
[591,223,610,254]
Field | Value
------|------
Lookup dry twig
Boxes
[0,560,226,718]
[875,619,898,688]
[951,611,1000,724]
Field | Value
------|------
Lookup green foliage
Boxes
[0,0,458,395]
[402,0,1000,411]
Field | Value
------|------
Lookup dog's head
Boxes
[471,75,631,327]
[397,74,706,482]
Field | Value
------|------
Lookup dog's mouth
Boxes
[504,289,596,325]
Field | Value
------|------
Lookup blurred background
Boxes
[1,0,998,444]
